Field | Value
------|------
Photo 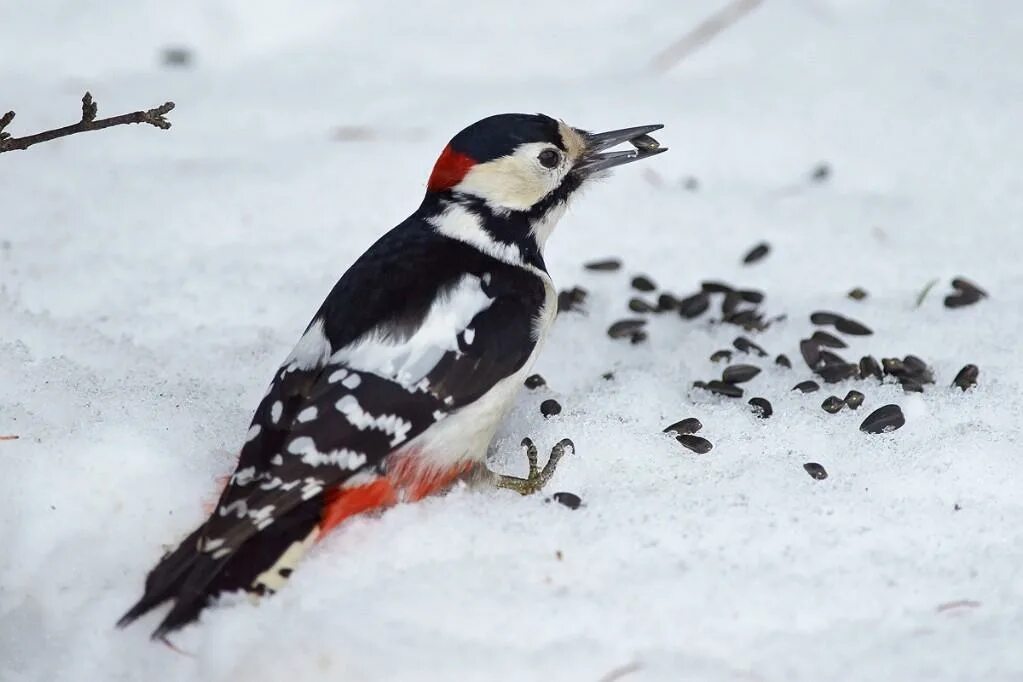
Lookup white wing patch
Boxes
[331,273,493,389]
[335,395,412,446]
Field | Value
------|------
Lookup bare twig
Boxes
[650,0,764,73]
[915,278,939,308]
[0,92,174,154]
[0,435,19,441]
[598,661,643,682]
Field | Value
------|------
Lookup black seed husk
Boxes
[881,357,905,376]
[817,350,849,366]
[834,316,873,336]
[844,390,865,409]
[944,291,982,308]
[860,404,906,433]
[793,380,820,393]
[664,417,702,435]
[742,242,770,265]
[631,275,657,292]
[584,258,621,272]
[629,331,648,344]
[601,371,614,381]
[557,286,587,314]
[552,492,582,509]
[817,362,859,383]
[721,291,741,315]
[901,379,924,393]
[748,397,773,418]
[775,354,792,369]
[733,336,768,357]
[810,311,842,325]
[804,462,828,480]
[676,434,714,454]
[722,364,761,384]
[951,277,988,298]
[628,298,657,313]
[710,349,733,363]
[607,319,646,339]
[524,374,546,389]
[859,356,883,381]
[656,293,680,312]
[703,380,744,398]
[902,355,934,383]
[821,396,845,413]
[701,281,735,294]
[540,399,562,418]
[678,292,710,319]
[739,289,765,304]
[800,339,821,369]
[811,330,848,349]
[848,287,868,300]
[952,364,979,391]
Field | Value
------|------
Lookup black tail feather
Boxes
[117,525,205,628]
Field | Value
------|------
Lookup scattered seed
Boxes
[811,331,847,349]
[721,291,741,315]
[601,371,614,381]
[817,362,858,383]
[834,316,873,336]
[557,286,587,313]
[676,434,714,454]
[703,380,744,398]
[817,349,848,366]
[821,396,845,414]
[631,275,657,292]
[800,339,821,368]
[664,417,702,435]
[810,163,831,182]
[793,380,820,393]
[710,349,733,363]
[607,319,646,339]
[944,291,982,308]
[803,462,828,480]
[901,380,924,393]
[810,311,842,325]
[524,374,546,389]
[630,134,661,151]
[844,390,865,409]
[860,404,905,433]
[738,289,765,304]
[748,397,773,418]
[628,298,657,313]
[722,364,761,384]
[859,356,883,381]
[540,399,562,418]
[678,292,710,319]
[951,277,988,298]
[656,293,680,312]
[742,242,770,265]
[847,287,868,300]
[902,355,934,383]
[583,258,621,272]
[701,281,735,294]
[733,336,768,357]
[775,354,792,369]
[692,380,707,389]
[629,331,648,345]
[552,492,582,509]
[952,364,979,391]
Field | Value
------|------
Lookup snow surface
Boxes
[2,1,1022,680]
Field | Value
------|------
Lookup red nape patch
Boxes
[427,144,476,192]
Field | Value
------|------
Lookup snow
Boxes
[2,1,1022,680]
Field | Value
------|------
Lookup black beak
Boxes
[576,124,667,174]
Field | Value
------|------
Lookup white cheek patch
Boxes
[453,142,564,211]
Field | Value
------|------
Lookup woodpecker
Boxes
[118,113,666,638]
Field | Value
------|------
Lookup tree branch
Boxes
[650,0,763,73]
[0,92,175,154]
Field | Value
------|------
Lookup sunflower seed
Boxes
[800,339,821,369]
[817,350,849,366]
[793,380,820,393]
[601,371,614,381]
[859,356,883,380]
[860,404,905,433]
[710,349,733,363]
[742,242,770,265]
[803,462,829,480]
[722,364,761,384]
[721,291,741,315]
[557,286,587,313]
[701,281,735,294]
[775,354,792,369]
[703,380,744,398]
[692,380,707,389]
[657,293,680,312]
[810,311,842,325]
[629,331,648,344]
[584,258,621,272]
[630,134,661,151]
[811,331,847,349]
[676,434,714,454]
[664,417,702,434]
[951,277,988,298]
[540,399,562,418]
[844,390,865,409]
[607,319,646,339]
[902,355,934,383]
[810,163,831,182]
[847,287,868,300]
[524,374,546,389]
[628,298,657,313]
[817,363,859,383]
[552,492,582,509]
[631,275,657,292]
[678,292,710,318]
[944,291,982,308]
[834,316,873,336]
[881,357,905,376]
[733,336,768,357]
[901,380,924,393]
[748,397,773,418]
[821,396,845,414]
[952,364,979,391]
[739,290,765,304]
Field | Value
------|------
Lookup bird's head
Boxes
[423,113,666,264]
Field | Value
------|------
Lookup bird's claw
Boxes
[494,437,574,495]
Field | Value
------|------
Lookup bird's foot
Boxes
[492,437,574,495]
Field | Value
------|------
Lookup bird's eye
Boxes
[538,149,561,169]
